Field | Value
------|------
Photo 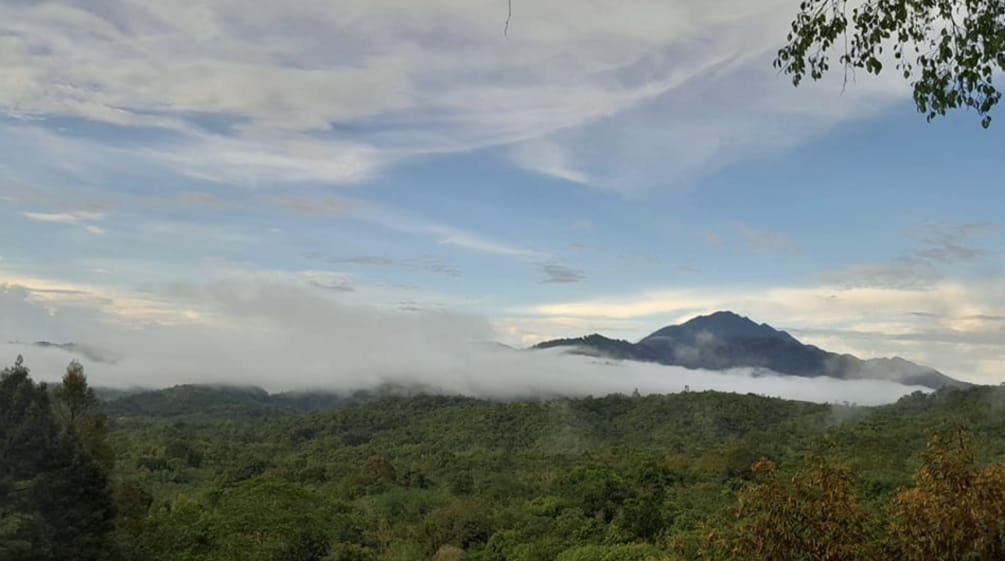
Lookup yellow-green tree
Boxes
[886,432,1005,561]
[714,456,875,561]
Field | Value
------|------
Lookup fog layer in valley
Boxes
[1,281,930,406]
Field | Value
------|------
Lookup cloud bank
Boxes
[1,278,929,406]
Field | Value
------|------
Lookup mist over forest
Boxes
[2,282,934,406]
[3,0,1004,560]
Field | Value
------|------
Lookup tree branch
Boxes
[504,0,512,36]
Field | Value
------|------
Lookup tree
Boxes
[141,477,335,561]
[52,360,97,429]
[886,431,1005,560]
[715,456,876,561]
[52,360,113,470]
[0,357,115,561]
[776,0,1005,127]
[559,466,629,524]
[0,356,59,561]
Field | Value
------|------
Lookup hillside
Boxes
[97,383,1005,561]
[100,381,440,418]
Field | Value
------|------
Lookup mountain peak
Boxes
[647,311,791,342]
[531,311,968,390]
[681,310,759,330]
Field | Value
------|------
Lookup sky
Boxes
[0,0,1002,392]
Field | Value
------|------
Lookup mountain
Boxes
[533,311,968,389]
[535,333,639,360]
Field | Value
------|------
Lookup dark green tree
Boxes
[52,360,114,470]
[0,356,58,561]
[776,0,1005,127]
[0,357,115,561]
[52,360,97,429]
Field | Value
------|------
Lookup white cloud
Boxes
[0,277,203,334]
[435,229,544,259]
[509,140,590,185]
[22,210,107,235]
[361,207,547,259]
[0,3,412,130]
[493,315,647,346]
[0,274,929,405]
[0,0,912,189]
[146,132,381,185]
[518,280,1005,383]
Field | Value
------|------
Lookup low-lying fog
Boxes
[1,280,930,406]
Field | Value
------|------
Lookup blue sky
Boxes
[0,0,1002,387]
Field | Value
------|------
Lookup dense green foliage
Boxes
[7,357,1005,560]
[1,357,115,561]
[101,383,429,420]
[776,0,1005,127]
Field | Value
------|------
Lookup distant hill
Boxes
[534,311,968,389]
[99,382,441,418]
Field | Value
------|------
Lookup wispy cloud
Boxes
[509,140,591,185]
[22,210,107,235]
[540,261,587,284]
[350,205,547,261]
[913,222,994,263]
[324,255,461,277]
[273,196,360,217]
[147,133,381,185]
[818,258,940,290]
[429,227,544,259]
[0,0,911,190]
[301,270,354,292]
[736,223,798,254]
[819,222,996,289]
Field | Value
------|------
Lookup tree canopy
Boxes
[11,357,1005,561]
[0,357,114,561]
[776,0,1005,127]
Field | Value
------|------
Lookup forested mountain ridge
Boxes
[99,382,438,418]
[535,311,967,389]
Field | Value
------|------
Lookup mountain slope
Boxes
[534,311,968,389]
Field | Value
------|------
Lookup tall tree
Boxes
[0,357,115,561]
[52,360,97,429]
[0,356,60,561]
[52,361,114,471]
[776,0,1005,127]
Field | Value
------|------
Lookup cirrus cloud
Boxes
[0,0,912,190]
